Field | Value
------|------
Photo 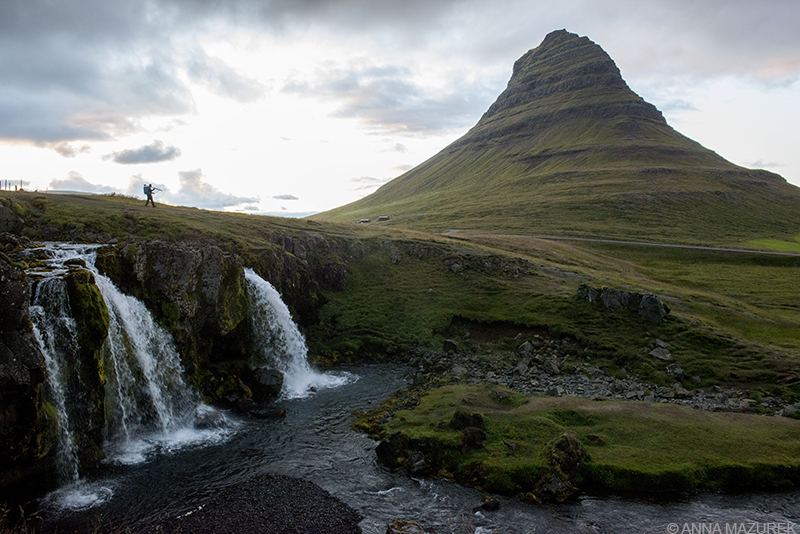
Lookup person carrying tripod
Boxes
[143,183,160,207]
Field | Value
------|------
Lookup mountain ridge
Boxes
[316,30,800,245]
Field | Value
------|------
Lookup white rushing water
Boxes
[244,268,357,399]
[27,244,231,510]
[30,277,81,484]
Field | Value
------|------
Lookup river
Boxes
[37,363,799,534]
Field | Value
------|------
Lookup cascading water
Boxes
[26,244,230,510]
[244,268,356,399]
[97,270,219,463]
[29,277,81,484]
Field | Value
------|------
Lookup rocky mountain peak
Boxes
[480,29,664,125]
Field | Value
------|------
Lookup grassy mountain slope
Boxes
[316,30,800,245]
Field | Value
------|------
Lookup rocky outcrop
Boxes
[96,242,249,364]
[0,253,53,493]
[62,265,109,470]
[479,29,665,127]
[92,237,358,408]
[577,284,670,323]
[532,430,589,501]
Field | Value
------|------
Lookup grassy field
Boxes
[382,385,800,496]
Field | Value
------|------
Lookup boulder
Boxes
[648,347,671,361]
[474,495,500,512]
[251,368,284,399]
[532,430,589,502]
[442,339,458,353]
[578,284,670,324]
[600,288,641,311]
[513,359,530,376]
[375,432,410,468]
[543,358,560,375]
[449,409,484,430]
[0,203,23,233]
[638,293,670,323]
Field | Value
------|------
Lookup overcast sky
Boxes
[1,0,798,215]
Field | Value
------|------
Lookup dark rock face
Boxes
[0,204,24,233]
[96,242,250,369]
[481,29,664,125]
[577,283,670,323]
[0,255,52,494]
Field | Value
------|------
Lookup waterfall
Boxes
[97,271,205,460]
[244,268,356,399]
[30,277,81,484]
[26,244,230,510]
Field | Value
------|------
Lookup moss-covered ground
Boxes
[380,384,800,496]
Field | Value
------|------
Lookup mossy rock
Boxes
[65,268,109,354]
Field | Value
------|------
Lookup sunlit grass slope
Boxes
[316,30,800,245]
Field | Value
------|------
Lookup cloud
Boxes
[350,176,393,190]
[104,140,182,164]
[186,51,265,102]
[1,0,799,155]
[748,159,782,169]
[383,142,408,153]
[272,194,299,200]
[49,171,117,193]
[169,168,259,209]
[284,62,495,135]
[49,142,92,158]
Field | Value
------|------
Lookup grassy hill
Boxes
[315,30,800,246]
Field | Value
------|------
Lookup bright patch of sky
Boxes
[0,0,798,215]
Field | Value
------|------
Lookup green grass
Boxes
[749,234,800,253]
[384,385,800,495]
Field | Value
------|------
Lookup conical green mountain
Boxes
[316,30,800,245]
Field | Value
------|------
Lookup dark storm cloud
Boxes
[104,140,182,165]
[0,0,195,145]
